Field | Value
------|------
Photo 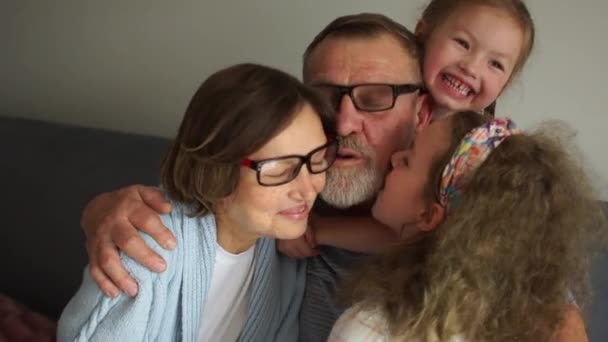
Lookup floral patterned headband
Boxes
[439,118,521,213]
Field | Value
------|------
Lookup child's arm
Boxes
[313,215,399,254]
[276,215,399,259]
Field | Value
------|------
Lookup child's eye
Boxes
[490,60,505,71]
[453,37,469,49]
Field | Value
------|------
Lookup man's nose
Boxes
[336,94,364,137]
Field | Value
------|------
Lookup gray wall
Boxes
[1,0,606,199]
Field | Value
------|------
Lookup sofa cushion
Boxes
[0,116,170,319]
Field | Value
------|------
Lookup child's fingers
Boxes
[304,225,317,248]
[287,240,306,258]
[278,238,318,259]
[277,240,291,256]
[293,238,319,258]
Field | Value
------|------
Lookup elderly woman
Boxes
[58,63,337,341]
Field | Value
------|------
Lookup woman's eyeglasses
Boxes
[242,139,339,186]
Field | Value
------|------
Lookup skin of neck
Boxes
[431,105,456,120]
[214,210,259,254]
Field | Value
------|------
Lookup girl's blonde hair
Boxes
[346,115,607,341]
[419,0,535,82]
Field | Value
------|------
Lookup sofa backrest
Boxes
[0,116,170,319]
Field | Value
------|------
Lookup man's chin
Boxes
[319,192,358,209]
[321,167,382,209]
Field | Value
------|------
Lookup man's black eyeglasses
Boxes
[313,83,425,112]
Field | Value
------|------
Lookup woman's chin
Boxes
[273,221,308,240]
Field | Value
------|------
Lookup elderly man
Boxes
[294,14,428,340]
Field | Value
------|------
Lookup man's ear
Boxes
[418,202,445,232]
[415,20,425,38]
[415,93,433,133]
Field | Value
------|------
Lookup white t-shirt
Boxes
[197,243,256,342]
[329,306,465,342]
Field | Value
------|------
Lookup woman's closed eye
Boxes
[264,168,292,179]
[261,162,296,178]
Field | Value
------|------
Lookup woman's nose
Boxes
[290,167,322,202]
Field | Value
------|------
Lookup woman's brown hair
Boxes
[161,63,335,216]
[345,115,607,341]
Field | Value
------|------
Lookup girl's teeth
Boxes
[442,74,473,96]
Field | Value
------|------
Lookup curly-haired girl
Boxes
[329,112,607,341]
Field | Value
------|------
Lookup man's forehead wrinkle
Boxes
[306,35,421,85]
[312,58,420,85]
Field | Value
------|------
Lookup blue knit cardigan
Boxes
[57,202,306,342]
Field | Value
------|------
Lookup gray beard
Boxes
[320,163,383,208]
[321,121,416,209]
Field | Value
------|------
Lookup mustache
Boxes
[338,135,374,158]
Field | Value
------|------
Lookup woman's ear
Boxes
[418,202,445,232]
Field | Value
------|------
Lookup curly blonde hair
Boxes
[346,115,607,341]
